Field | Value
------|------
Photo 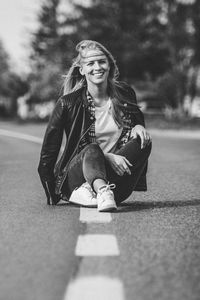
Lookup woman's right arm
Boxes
[38,97,66,204]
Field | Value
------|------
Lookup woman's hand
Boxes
[105,153,133,176]
[131,125,151,149]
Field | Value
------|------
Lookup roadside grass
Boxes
[145,114,200,130]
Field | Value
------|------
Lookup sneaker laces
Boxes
[97,183,116,196]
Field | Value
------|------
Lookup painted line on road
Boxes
[75,234,120,256]
[64,276,124,300]
[0,129,43,144]
[0,129,122,297]
[79,207,112,223]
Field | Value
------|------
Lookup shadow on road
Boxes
[116,198,200,213]
[43,198,200,213]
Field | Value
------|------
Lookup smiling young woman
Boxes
[38,40,152,212]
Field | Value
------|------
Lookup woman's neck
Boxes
[87,82,109,107]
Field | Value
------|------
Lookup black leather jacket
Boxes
[38,84,147,205]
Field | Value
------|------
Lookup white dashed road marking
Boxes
[75,234,120,256]
[0,128,124,298]
[64,276,124,300]
[79,207,112,223]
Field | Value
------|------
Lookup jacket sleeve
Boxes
[38,97,66,204]
[132,104,145,127]
[120,82,145,127]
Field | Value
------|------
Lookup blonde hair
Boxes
[63,40,137,127]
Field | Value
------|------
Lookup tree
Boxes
[0,40,28,116]
[70,0,171,80]
[31,0,60,68]
[30,0,64,101]
[0,41,10,96]
[157,0,200,108]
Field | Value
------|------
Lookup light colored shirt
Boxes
[95,99,123,153]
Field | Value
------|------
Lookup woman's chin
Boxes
[90,78,108,85]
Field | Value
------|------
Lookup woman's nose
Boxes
[94,62,101,69]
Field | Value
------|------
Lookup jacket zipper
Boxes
[42,181,52,205]
[58,122,94,194]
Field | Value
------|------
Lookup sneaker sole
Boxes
[68,199,97,208]
[98,204,117,212]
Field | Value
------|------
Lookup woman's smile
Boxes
[92,71,105,77]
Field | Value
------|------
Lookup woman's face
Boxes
[79,49,110,86]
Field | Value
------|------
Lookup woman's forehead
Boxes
[81,49,107,62]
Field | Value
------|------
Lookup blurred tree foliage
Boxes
[0,41,10,97]
[0,41,28,116]
[29,0,200,110]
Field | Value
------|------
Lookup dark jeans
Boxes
[66,138,152,204]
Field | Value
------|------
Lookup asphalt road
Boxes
[0,121,200,300]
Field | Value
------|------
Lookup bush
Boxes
[163,105,185,120]
[29,63,63,104]
[155,70,187,109]
[134,80,165,111]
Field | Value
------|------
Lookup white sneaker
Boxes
[97,183,117,212]
[69,182,97,207]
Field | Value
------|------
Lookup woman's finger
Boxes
[121,163,130,174]
[117,169,124,176]
[144,132,149,147]
[125,167,131,175]
[145,132,152,145]
[148,133,152,144]
[140,131,145,149]
[113,165,123,176]
[118,165,126,174]
[142,130,151,148]
[123,157,133,166]
[116,162,129,176]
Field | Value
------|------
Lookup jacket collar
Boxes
[79,84,138,112]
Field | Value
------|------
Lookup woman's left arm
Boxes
[120,82,152,149]
[126,84,151,148]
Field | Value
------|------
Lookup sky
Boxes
[0,0,41,73]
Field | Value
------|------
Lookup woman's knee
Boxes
[84,143,102,157]
[131,136,152,151]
